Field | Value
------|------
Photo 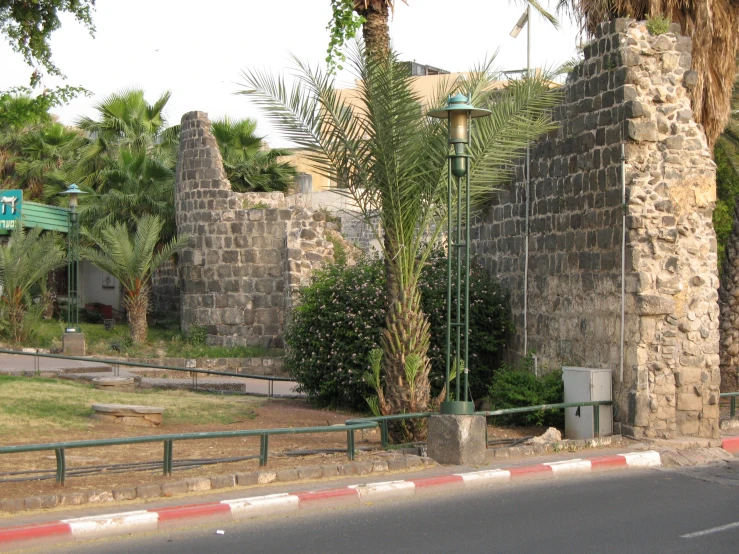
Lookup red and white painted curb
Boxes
[723,435,739,454]
[0,450,661,550]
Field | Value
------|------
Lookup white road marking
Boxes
[680,521,739,538]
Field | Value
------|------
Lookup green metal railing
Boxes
[720,391,739,418]
[0,422,377,486]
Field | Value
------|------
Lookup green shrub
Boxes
[646,14,670,35]
[285,249,513,411]
[487,361,564,427]
[420,247,514,401]
[285,257,386,410]
[184,325,207,346]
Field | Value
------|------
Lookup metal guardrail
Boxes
[0,348,293,397]
[720,391,739,418]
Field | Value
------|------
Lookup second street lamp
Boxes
[428,94,490,415]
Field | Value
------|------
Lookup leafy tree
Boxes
[0,227,66,343]
[0,0,96,76]
[80,215,188,344]
[240,46,560,437]
[211,117,297,193]
[556,1,739,147]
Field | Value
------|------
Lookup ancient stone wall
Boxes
[471,19,719,439]
[150,264,179,316]
[174,111,333,348]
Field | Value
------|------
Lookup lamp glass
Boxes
[450,111,468,142]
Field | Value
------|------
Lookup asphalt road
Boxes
[50,462,739,554]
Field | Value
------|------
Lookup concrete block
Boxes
[161,481,189,497]
[427,415,486,465]
[62,332,85,356]
[236,472,259,486]
[210,474,236,489]
[277,469,299,482]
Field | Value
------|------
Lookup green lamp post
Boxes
[59,184,87,333]
[428,94,491,415]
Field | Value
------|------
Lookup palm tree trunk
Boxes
[355,0,391,58]
[125,290,149,344]
[719,201,739,391]
[380,283,432,440]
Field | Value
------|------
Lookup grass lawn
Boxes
[2,319,283,359]
[0,374,261,436]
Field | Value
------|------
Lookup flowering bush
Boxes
[285,251,513,411]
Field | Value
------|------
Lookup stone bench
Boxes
[92,377,136,392]
[91,404,165,427]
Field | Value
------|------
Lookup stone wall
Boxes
[151,264,179,316]
[175,111,333,348]
[471,19,719,439]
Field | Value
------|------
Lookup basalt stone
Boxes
[427,415,486,465]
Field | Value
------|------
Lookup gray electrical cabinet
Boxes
[562,367,613,439]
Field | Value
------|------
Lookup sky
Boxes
[0,0,582,147]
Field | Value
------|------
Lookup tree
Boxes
[0,0,96,76]
[240,46,560,436]
[716,59,739,392]
[80,215,188,344]
[556,1,739,147]
[211,116,297,193]
[0,227,66,343]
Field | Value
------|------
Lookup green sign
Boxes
[0,190,22,230]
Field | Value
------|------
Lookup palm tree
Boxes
[80,215,189,344]
[11,122,84,200]
[239,46,560,432]
[557,0,739,147]
[0,228,66,343]
[211,117,297,193]
[716,61,739,392]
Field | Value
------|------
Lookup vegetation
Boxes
[241,45,559,437]
[0,0,96,76]
[212,116,296,193]
[0,227,66,343]
[0,375,260,436]
[285,253,512,411]
[80,215,189,344]
[645,14,671,35]
[487,361,564,427]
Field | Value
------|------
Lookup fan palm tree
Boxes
[211,117,297,193]
[239,45,560,430]
[11,122,84,200]
[80,215,189,344]
[557,0,739,147]
[0,227,66,343]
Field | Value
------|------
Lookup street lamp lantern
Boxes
[59,183,88,333]
[428,95,490,415]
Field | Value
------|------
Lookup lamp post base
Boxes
[62,332,85,356]
[439,401,475,415]
[427,414,486,465]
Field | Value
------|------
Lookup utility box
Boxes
[562,367,613,439]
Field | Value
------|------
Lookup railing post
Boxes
[593,405,600,438]
[380,421,388,449]
[259,434,269,466]
[55,448,66,486]
[163,440,173,476]
[732,396,736,419]
[347,429,355,461]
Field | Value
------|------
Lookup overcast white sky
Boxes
[0,1,581,147]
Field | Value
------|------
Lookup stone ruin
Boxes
[173,111,335,348]
[471,19,720,440]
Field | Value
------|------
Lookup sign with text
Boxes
[0,190,22,230]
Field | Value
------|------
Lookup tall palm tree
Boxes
[716,60,739,392]
[80,215,188,344]
[239,46,560,431]
[557,0,739,147]
[0,227,66,343]
[211,117,297,193]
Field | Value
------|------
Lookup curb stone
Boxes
[0,450,661,551]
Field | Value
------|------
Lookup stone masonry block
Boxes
[427,415,486,465]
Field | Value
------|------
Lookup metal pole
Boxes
[455,172,462,402]
[446,128,452,402]
[523,3,531,355]
[620,144,626,382]
[463,121,471,403]
[66,207,80,331]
